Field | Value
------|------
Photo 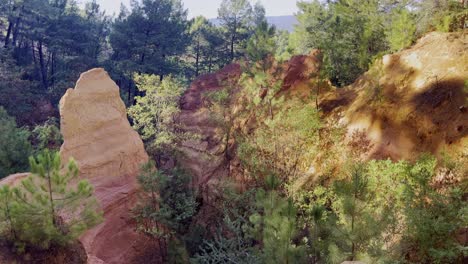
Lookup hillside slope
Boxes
[178,31,467,190]
[327,31,467,161]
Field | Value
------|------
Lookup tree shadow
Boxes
[342,52,467,160]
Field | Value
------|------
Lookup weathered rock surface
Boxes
[60,68,148,179]
[0,173,30,187]
[59,68,149,263]
[177,53,324,190]
[178,64,242,189]
[179,32,467,191]
[326,31,468,160]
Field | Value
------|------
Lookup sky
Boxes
[78,0,299,18]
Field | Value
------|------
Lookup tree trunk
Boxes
[230,34,235,62]
[4,198,17,240]
[47,169,56,227]
[3,5,20,47]
[50,52,55,87]
[11,4,24,47]
[316,80,320,110]
[38,40,48,90]
[12,14,22,47]
[31,41,37,66]
[195,36,201,76]
[128,79,133,105]
[4,21,13,47]
[208,55,213,73]
[230,18,237,62]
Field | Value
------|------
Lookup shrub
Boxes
[31,117,63,152]
[134,162,197,262]
[0,107,32,178]
[0,150,102,252]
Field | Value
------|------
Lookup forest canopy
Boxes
[0,0,466,263]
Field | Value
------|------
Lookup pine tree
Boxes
[109,0,189,103]
[292,0,388,86]
[329,164,393,262]
[205,76,242,175]
[0,107,32,178]
[399,155,467,263]
[218,0,254,62]
[387,7,416,51]
[188,16,225,77]
[249,175,307,264]
[0,186,20,242]
[135,162,197,262]
[129,74,189,166]
[192,187,260,264]
[11,150,102,250]
[245,21,277,64]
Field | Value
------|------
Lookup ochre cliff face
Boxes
[60,68,148,179]
[179,32,467,190]
[177,51,326,190]
[178,64,242,190]
[335,32,468,160]
[59,68,149,264]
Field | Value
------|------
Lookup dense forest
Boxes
[0,0,467,263]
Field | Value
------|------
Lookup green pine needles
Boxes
[0,150,102,252]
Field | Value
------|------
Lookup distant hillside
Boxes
[210,15,297,32]
[266,16,297,32]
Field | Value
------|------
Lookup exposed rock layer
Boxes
[330,32,467,160]
[178,32,467,190]
[59,68,149,263]
[179,64,242,188]
[177,51,325,189]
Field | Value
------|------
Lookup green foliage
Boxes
[387,7,417,51]
[274,30,294,62]
[110,0,189,77]
[168,238,191,264]
[191,184,262,264]
[218,0,267,62]
[328,164,394,262]
[0,107,32,178]
[204,77,240,166]
[129,74,188,165]
[193,176,321,263]
[238,102,321,182]
[31,117,63,152]
[245,21,277,63]
[292,156,467,263]
[188,16,226,77]
[399,155,467,263]
[416,0,467,33]
[218,0,253,62]
[1,0,110,104]
[0,150,102,252]
[136,162,197,235]
[0,185,20,245]
[0,50,40,125]
[135,162,197,261]
[249,176,307,264]
[292,0,388,86]
[291,0,466,86]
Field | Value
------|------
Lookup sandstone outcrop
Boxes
[0,173,30,187]
[179,32,467,191]
[327,31,467,160]
[177,52,324,190]
[59,68,149,263]
[178,64,242,190]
